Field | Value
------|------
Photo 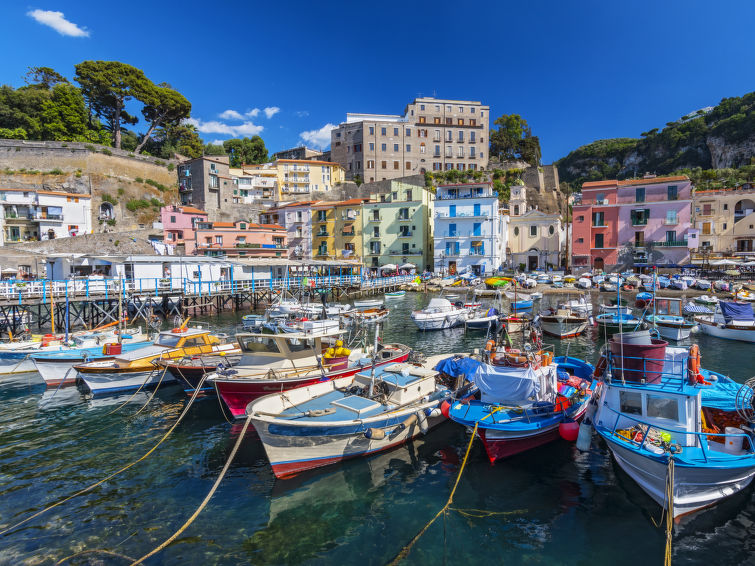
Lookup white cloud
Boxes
[264,106,280,119]
[245,108,260,118]
[295,110,310,118]
[218,109,244,121]
[187,118,264,137]
[300,123,336,149]
[209,139,226,146]
[27,9,89,37]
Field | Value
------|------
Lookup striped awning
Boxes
[683,302,712,314]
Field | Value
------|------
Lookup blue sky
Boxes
[3,0,754,163]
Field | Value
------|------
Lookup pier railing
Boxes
[0,274,415,305]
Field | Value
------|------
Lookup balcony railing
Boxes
[649,240,688,247]
[342,231,356,236]
[398,232,413,238]
[436,192,496,200]
[436,211,489,218]
[663,218,679,225]
[368,216,382,222]
[316,232,329,237]
[387,249,423,256]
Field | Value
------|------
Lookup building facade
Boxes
[692,186,755,254]
[187,220,287,258]
[572,175,693,270]
[160,205,209,253]
[0,189,92,245]
[331,97,490,182]
[177,155,234,214]
[272,146,325,161]
[507,186,562,270]
[433,183,504,276]
[259,201,319,259]
[241,159,345,200]
[230,166,277,205]
[361,182,433,272]
[311,199,369,261]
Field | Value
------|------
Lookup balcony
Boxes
[397,216,410,222]
[436,192,496,201]
[649,240,688,247]
[342,231,356,237]
[387,249,423,256]
[663,218,679,226]
[398,232,413,238]
[315,232,329,237]
[592,223,607,228]
[469,250,486,256]
[367,216,382,222]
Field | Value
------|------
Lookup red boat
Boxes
[207,321,411,418]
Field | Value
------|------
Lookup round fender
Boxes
[364,427,386,440]
[440,400,451,418]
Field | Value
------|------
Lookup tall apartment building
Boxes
[361,181,434,272]
[177,155,234,214]
[692,186,755,254]
[311,199,370,261]
[571,175,693,270]
[432,183,504,276]
[331,97,490,182]
[0,188,92,245]
[229,166,277,205]
[243,159,345,200]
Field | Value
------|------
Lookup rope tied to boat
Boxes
[651,453,675,566]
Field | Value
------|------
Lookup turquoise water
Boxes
[0,293,754,565]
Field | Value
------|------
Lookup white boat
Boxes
[592,344,755,517]
[342,308,389,325]
[577,277,592,289]
[247,354,472,478]
[561,296,593,316]
[600,303,632,315]
[696,279,712,290]
[353,298,384,309]
[538,307,589,339]
[696,301,755,343]
[465,307,500,331]
[695,295,719,306]
[644,297,696,341]
[504,289,532,301]
[411,298,467,331]
[268,298,303,316]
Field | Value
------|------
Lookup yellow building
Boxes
[243,159,345,201]
[312,198,369,260]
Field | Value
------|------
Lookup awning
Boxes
[399,263,415,269]
[380,264,397,271]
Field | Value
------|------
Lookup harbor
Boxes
[1,282,754,565]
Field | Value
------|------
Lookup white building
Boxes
[259,200,318,259]
[230,167,277,205]
[433,183,505,276]
[0,189,92,246]
[507,185,565,271]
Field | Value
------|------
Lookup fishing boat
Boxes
[510,299,533,312]
[560,295,593,316]
[683,301,712,316]
[591,341,755,517]
[342,307,389,325]
[668,279,687,291]
[247,353,473,478]
[209,322,412,418]
[695,295,719,306]
[485,277,510,289]
[353,298,384,309]
[242,314,266,331]
[695,301,755,343]
[538,306,589,339]
[31,329,152,387]
[635,291,654,309]
[735,288,755,302]
[600,283,617,293]
[465,307,501,331]
[74,326,238,395]
[0,323,141,375]
[411,297,467,331]
[596,311,644,332]
[154,351,244,394]
[503,314,530,333]
[446,346,594,462]
[599,303,632,315]
[696,279,712,291]
[645,297,696,341]
[384,290,406,299]
[577,277,592,289]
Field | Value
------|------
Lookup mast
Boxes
[118,277,123,344]
[367,322,380,398]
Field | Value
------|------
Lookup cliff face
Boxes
[557,91,755,187]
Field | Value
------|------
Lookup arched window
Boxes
[514,227,519,236]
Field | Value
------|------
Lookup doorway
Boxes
[594,257,604,271]
[448,261,457,275]
[528,255,538,271]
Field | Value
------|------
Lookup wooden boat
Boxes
[644,297,696,341]
[384,290,406,299]
[353,298,384,309]
[74,327,238,395]
[538,307,589,339]
[695,301,755,343]
[154,352,244,393]
[503,315,529,333]
[447,349,594,462]
[247,354,473,478]
[208,321,411,418]
[342,307,389,324]
[592,343,755,517]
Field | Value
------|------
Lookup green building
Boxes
[361,181,434,272]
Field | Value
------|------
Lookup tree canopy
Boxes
[134,82,191,153]
[223,136,268,167]
[489,114,541,165]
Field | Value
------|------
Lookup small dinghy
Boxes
[353,298,384,309]
[385,290,406,299]
[343,308,389,325]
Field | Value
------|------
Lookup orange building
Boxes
[187,220,287,258]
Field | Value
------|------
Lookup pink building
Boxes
[572,175,692,271]
[187,220,287,258]
[161,205,208,253]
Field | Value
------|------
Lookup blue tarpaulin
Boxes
[720,301,754,323]
[701,374,742,411]
[434,355,482,379]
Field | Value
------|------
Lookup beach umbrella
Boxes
[399,263,415,269]
[724,269,741,276]
[711,259,738,266]
[380,264,397,271]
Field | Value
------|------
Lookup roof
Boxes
[178,206,207,215]
[437,182,493,188]
[213,222,235,228]
[583,175,689,189]
[276,159,343,167]
[0,188,91,199]
[312,198,370,209]
[275,200,322,209]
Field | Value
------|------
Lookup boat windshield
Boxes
[155,334,182,347]
[239,336,282,354]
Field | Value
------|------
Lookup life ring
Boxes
[688,344,702,385]
[593,355,608,378]
[484,339,496,352]
[172,327,188,333]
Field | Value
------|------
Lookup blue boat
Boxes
[596,312,644,332]
[590,343,755,517]
[446,354,594,462]
[510,300,533,311]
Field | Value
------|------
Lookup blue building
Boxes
[432,183,507,275]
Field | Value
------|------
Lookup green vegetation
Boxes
[47,168,63,175]
[222,136,268,167]
[145,178,170,192]
[126,198,151,212]
[427,167,519,202]
[557,91,755,190]
[117,187,125,196]
[166,163,174,171]
[134,176,144,183]
[489,114,541,165]
[149,197,163,208]
[101,193,118,205]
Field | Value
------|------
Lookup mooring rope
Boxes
[102,364,169,418]
[651,454,675,566]
[0,372,210,537]
[129,413,254,565]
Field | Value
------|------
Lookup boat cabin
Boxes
[352,363,437,406]
[654,297,683,317]
[154,327,220,348]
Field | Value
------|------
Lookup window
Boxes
[405,128,411,136]
[619,391,642,415]
[446,105,452,111]
[209,175,219,189]
[434,117,441,124]
[635,187,645,202]
[470,147,476,158]
[381,127,386,136]
[458,106,464,112]
[667,185,678,200]
[514,226,519,236]
[595,193,605,203]
[381,143,387,151]
[445,146,453,157]
[635,231,644,246]
[702,203,712,215]
[549,225,555,235]
[373,226,379,237]
[529,225,537,237]
[420,142,426,154]
[367,160,374,169]
[592,212,605,226]
[647,395,678,420]
[457,146,464,158]
[393,143,399,151]
[458,119,464,125]
[406,190,412,201]
[458,131,464,142]
[470,132,476,142]
[170,216,176,223]
[723,222,728,230]
[513,205,519,215]
[393,161,399,169]
[420,104,425,110]
[470,119,476,126]
[594,233,604,248]
[368,142,374,151]
[473,222,481,236]
[666,210,678,224]
[434,145,441,156]
[406,144,411,152]
[405,161,411,170]
[317,210,327,221]
[702,222,712,235]
[369,126,374,135]
[577,237,584,243]
[631,209,650,225]
[434,129,441,141]
[448,222,457,237]
[419,116,426,124]
[215,235,222,244]
[381,161,387,169]
[445,118,452,125]
[577,215,584,222]
[665,230,676,243]
[723,203,728,210]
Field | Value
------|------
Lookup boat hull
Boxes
[604,437,755,517]
[652,322,693,341]
[697,320,755,343]
[411,312,466,331]
[214,350,410,418]
[539,317,588,338]
[78,368,177,395]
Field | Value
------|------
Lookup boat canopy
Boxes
[467,363,557,403]
[720,301,754,323]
